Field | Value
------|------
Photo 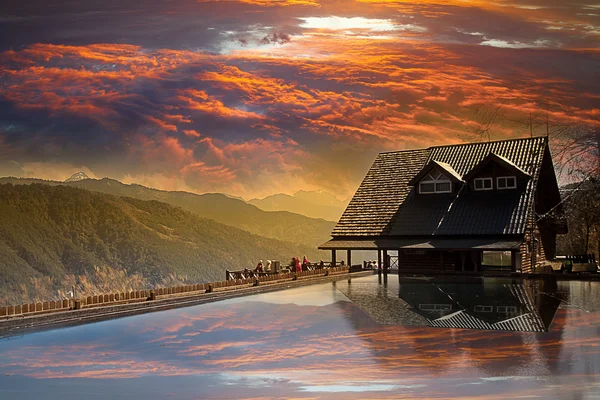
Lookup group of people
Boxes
[253,256,314,273]
[254,260,271,273]
[290,256,311,272]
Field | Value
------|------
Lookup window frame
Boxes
[473,177,493,191]
[497,305,517,313]
[418,170,452,194]
[497,176,517,190]
[419,304,452,311]
[482,250,512,267]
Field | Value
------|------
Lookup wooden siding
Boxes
[398,250,457,271]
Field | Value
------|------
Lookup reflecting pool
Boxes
[1,275,599,399]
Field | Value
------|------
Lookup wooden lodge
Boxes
[319,137,567,274]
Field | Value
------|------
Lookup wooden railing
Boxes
[0,266,353,320]
[225,261,348,281]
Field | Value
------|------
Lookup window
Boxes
[419,304,452,311]
[419,170,452,194]
[474,177,493,191]
[474,305,493,313]
[497,306,517,313]
[482,251,512,267]
[497,176,517,189]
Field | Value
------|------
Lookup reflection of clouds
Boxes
[0,279,599,398]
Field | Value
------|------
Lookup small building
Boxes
[319,137,567,273]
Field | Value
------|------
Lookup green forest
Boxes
[0,177,336,247]
[0,184,325,305]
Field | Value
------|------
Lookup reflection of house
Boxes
[398,277,561,332]
[320,137,567,273]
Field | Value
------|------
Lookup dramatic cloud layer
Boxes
[0,0,598,198]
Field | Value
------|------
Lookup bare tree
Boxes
[467,102,599,257]
[557,179,600,256]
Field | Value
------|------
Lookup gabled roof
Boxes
[331,136,550,238]
[407,160,464,186]
[462,152,532,181]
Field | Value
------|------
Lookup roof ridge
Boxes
[427,135,547,150]
[378,148,430,155]
[378,135,547,155]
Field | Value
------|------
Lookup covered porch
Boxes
[318,237,524,274]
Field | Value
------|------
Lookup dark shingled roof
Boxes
[319,237,523,250]
[332,137,548,238]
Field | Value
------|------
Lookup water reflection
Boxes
[339,276,562,332]
[0,276,598,399]
[400,276,561,331]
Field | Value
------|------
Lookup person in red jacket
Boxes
[302,255,310,271]
[295,257,302,273]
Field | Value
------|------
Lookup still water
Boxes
[0,275,599,399]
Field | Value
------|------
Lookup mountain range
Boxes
[0,183,325,305]
[0,176,337,248]
[248,190,349,221]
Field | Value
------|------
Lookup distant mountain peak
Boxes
[65,172,90,182]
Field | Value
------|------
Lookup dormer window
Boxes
[419,170,452,194]
[497,176,517,189]
[474,177,493,191]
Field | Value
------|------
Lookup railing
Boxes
[225,261,347,281]
[566,254,597,264]
[0,266,353,320]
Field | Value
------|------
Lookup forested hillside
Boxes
[0,177,336,247]
[0,184,323,305]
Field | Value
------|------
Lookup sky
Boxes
[0,0,598,199]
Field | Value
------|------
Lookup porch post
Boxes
[397,249,401,275]
[511,250,517,273]
[331,249,337,267]
[383,250,389,274]
[377,249,382,276]
[347,249,352,272]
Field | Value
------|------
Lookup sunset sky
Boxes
[0,0,598,199]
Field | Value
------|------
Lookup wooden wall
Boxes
[398,249,456,271]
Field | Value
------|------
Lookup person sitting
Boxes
[340,260,345,266]
[319,260,325,269]
[265,260,272,272]
[255,260,264,272]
